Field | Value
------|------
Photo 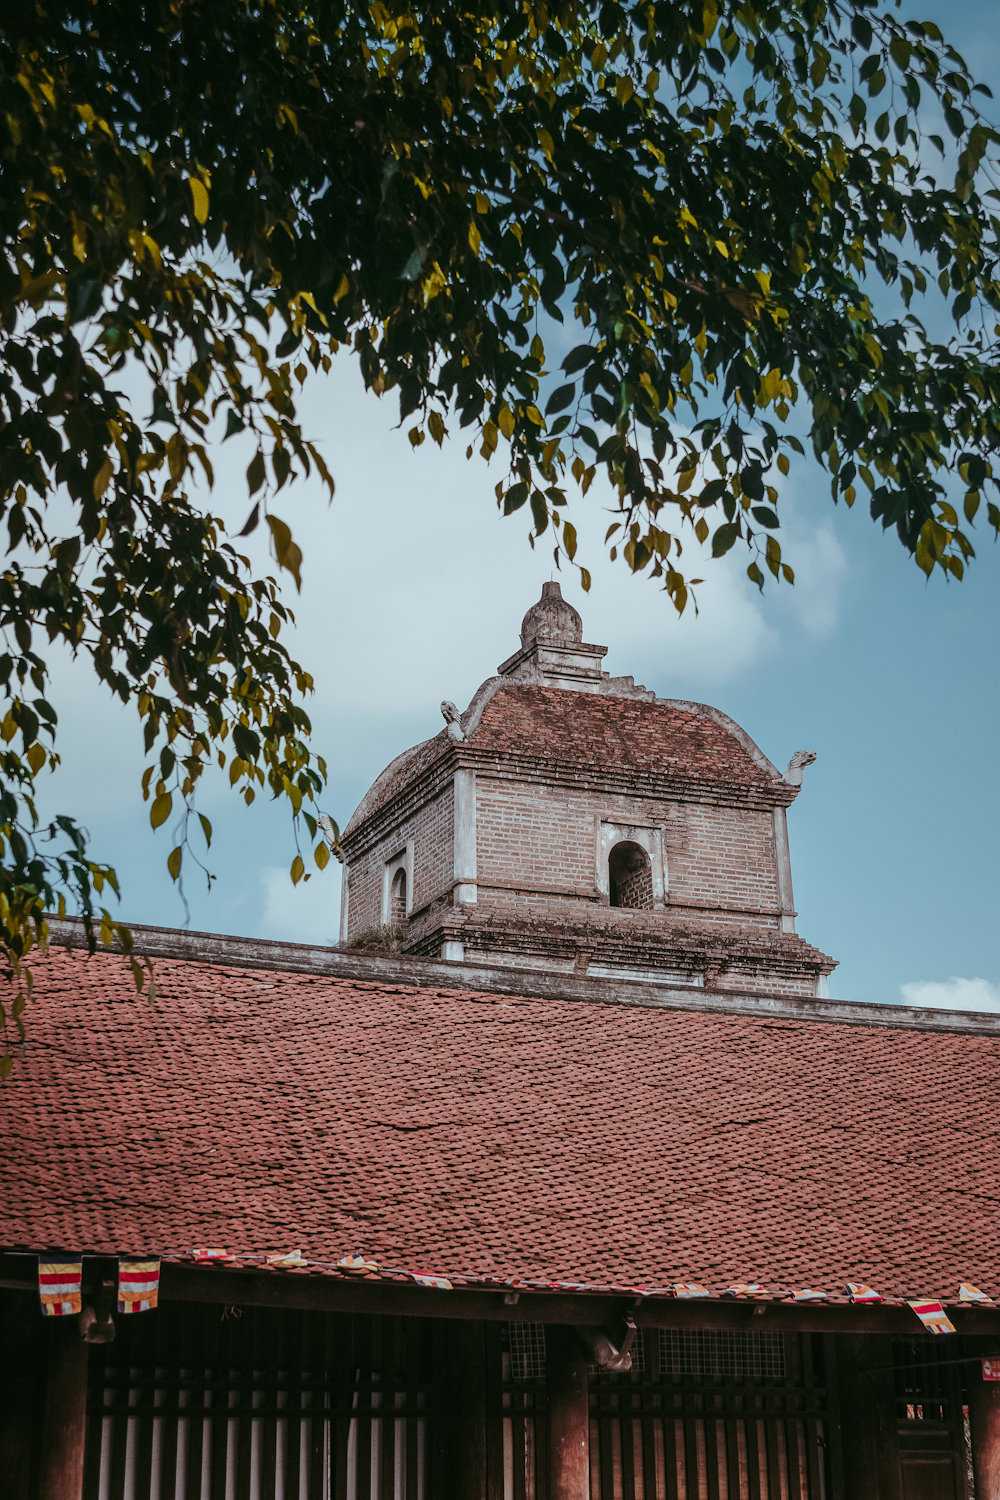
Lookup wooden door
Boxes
[894,1338,970,1500]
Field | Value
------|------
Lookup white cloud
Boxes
[899,976,1000,1012]
[259,864,341,946]
[778,513,848,638]
[23,345,853,937]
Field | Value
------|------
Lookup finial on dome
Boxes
[519,581,584,649]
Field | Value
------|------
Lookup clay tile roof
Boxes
[4,948,997,1301]
[468,685,779,793]
[344,684,791,838]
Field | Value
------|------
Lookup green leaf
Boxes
[236,502,260,537]
[697,478,728,507]
[247,451,266,496]
[530,492,549,536]
[545,383,576,415]
[945,106,965,139]
[266,514,303,590]
[290,855,304,885]
[199,813,212,848]
[751,506,780,529]
[150,791,172,830]
[562,345,595,373]
[233,723,260,761]
[167,845,182,880]
[711,522,739,558]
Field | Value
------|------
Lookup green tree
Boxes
[2,0,999,1064]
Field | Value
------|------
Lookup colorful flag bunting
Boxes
[724,1283,768,1297]
[118,1259,160,1313]
[267,1250,309,1268]
[793,1289,826,1302]
[983,1359,1000,1381]
[845,1283,882,1303]
[959,1283,992,1303]
[672,1283,710,1299]
[411,1273,452,1290]
[192,1248,234,1262]
[38,1257,83,1316]
[908,1299,956,1335]
[338,1254,379,1275]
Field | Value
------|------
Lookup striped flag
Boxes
[845,1282,882,1303]
[959,1283,992,1303]
[411,1273,452,1290]
[267,1250,309,1268]
[338,1254,378,1275]
[908,1300,957,1335]
[38,1257,82,1316]
[118,1259,160,1313]
[672,1283,710,1299]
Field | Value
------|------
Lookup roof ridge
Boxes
[40,916,1000,1036]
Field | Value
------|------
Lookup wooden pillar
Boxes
[834,1333,902,1500]
[442,1319,488,1500]
[36,1315,90,1500]
[968,1355,1000,1499]
[546,1324,589,1500]
[0,1290,46,1500]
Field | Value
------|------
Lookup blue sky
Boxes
[35,2,999,1010]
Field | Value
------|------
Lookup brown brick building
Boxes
[341,582,837,999]
[7,588,998,1500]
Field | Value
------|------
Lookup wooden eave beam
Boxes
[4,1256,1000,1338]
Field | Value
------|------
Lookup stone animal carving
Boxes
[440,700,465,741]
[783,749,817,787]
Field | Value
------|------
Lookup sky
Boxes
[33,1,1000,1012]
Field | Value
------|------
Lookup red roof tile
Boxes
[469,686,777,795]
[345,684,795,839]
[2,947,996,1302]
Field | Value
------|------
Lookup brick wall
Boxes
[475,778,597,895]
[474,778,781,925]
[664,803,781,916]
[346,784,454,942]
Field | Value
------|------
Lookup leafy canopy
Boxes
[2,0,999,1063]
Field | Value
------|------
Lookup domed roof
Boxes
[519,582,582,649]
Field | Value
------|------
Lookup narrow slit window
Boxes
[390,867,407,927]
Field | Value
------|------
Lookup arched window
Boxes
[390,867,407,928]
[609,840,653,910]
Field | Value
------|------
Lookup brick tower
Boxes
[340,582,837,998]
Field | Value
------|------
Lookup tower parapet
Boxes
[340,584,836,999]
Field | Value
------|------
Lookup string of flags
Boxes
[35,1251,995,1333]
[38,1257,160,1316]
[118,1259,161,1313]
[908,1300,957,1335]
[38,1258,83,1317]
